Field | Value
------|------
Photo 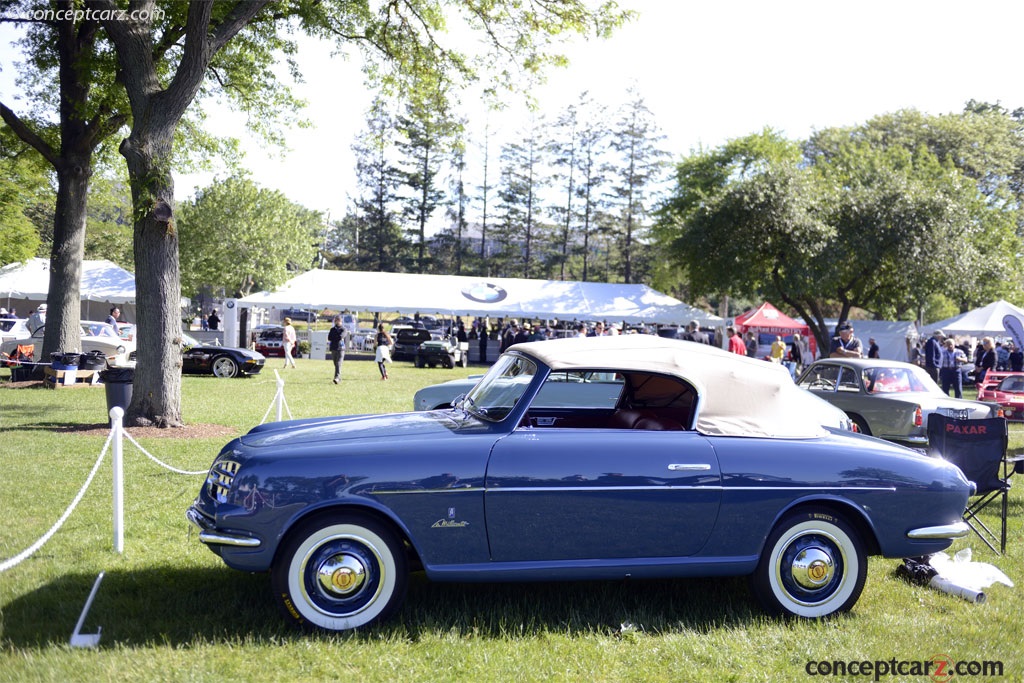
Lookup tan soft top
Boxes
[509,335,833,439]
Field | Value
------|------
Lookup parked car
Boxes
[254,326,285,357]
[0,317,29,344]
[187,335,970,632]
[279,308,318,323]
[796,358,999,444]
[976,371,1024,420]
[415,334,469,368]
[392,328,432,360]
[414,374,486,410]
[181,333,265,378]
[0,320,134,366]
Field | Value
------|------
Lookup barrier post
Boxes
[274,370,284,422]
[110,406,124,553]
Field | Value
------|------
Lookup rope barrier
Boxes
[0,407,213,570]
[121,431,208,475]
[2,374,299,567]
[0,431,112,572]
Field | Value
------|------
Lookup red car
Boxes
[976,371,1024,420]
[254,326,285,357]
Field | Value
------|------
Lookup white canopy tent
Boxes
[237,269,722,326]
[822,319,919,362]
[929,300,1024,341]
[0,258,137,320]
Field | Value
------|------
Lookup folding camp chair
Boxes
[927,413,1010,554]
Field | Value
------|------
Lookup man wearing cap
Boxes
[680,320,710,345]
[923,329,944,382]
[829,322,863,358]
[27,303,46,334]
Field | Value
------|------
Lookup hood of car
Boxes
[239,411,459,448]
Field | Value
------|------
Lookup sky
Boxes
[4,1,1024,223]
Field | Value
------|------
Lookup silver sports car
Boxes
[796,358,998,444]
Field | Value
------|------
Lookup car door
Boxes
[182,346,212,373]
[484,428,722,561]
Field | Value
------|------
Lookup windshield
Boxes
[462,354,538,421]
[82,322,118,338]
[181,333,200,347]
[998,375,1024,392]
[862,366,932,394]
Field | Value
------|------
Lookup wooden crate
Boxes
[43,367,100,388]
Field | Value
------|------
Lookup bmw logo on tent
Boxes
[462,282,508,304]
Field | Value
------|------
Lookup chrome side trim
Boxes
[668,464,711,471]
[485,485,897,493]
[369,485,898,495]
[198,530,262,548]
[906,522,970,540]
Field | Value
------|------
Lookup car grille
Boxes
[129,351,137,361]
[207,459,241,502]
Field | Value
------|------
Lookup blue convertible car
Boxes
[187,335,971,632]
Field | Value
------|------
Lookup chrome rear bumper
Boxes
[906,522,969,540]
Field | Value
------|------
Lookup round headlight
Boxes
[116,345,126,355]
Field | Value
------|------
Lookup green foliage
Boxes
[178,175,320,297]
[350,98,411,272]
[657,110,1024,347]
[0,128,46,265]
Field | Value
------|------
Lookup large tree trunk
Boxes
[121,131,183,428]
[41,156,91,360]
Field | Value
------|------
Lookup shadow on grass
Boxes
[3,567,766,648]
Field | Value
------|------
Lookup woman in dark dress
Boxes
[977,337,997,386]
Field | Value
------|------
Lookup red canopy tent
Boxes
[734,302,817,357]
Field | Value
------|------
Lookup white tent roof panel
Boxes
[239,270,722,326]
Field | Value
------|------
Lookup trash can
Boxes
[50,352,81,373]
[48,352,82,386]
[100,367,134,421]
[79,350,108,371]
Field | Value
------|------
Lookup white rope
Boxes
[121,431,208,476]
[0,431,112,572]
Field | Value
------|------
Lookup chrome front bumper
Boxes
[186,505,262,548]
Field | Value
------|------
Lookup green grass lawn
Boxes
[1,358,1022,682]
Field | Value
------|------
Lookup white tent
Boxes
[929,300,1024,339]
[238,269,722,326]
[0,257,136,319]
[822,319,919,362]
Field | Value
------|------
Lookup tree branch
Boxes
[0,100,59,168]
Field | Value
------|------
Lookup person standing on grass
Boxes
[375,323,392,380]
[328,316,346,384]
[282,317,297,369]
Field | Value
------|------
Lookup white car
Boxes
[0,320,136,366]
[0,318,29,345]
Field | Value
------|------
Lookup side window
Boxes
[837,367,861,393]
[532,371,624,409]
[798,364,839,391]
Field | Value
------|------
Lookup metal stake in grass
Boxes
[69,571,105,648]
